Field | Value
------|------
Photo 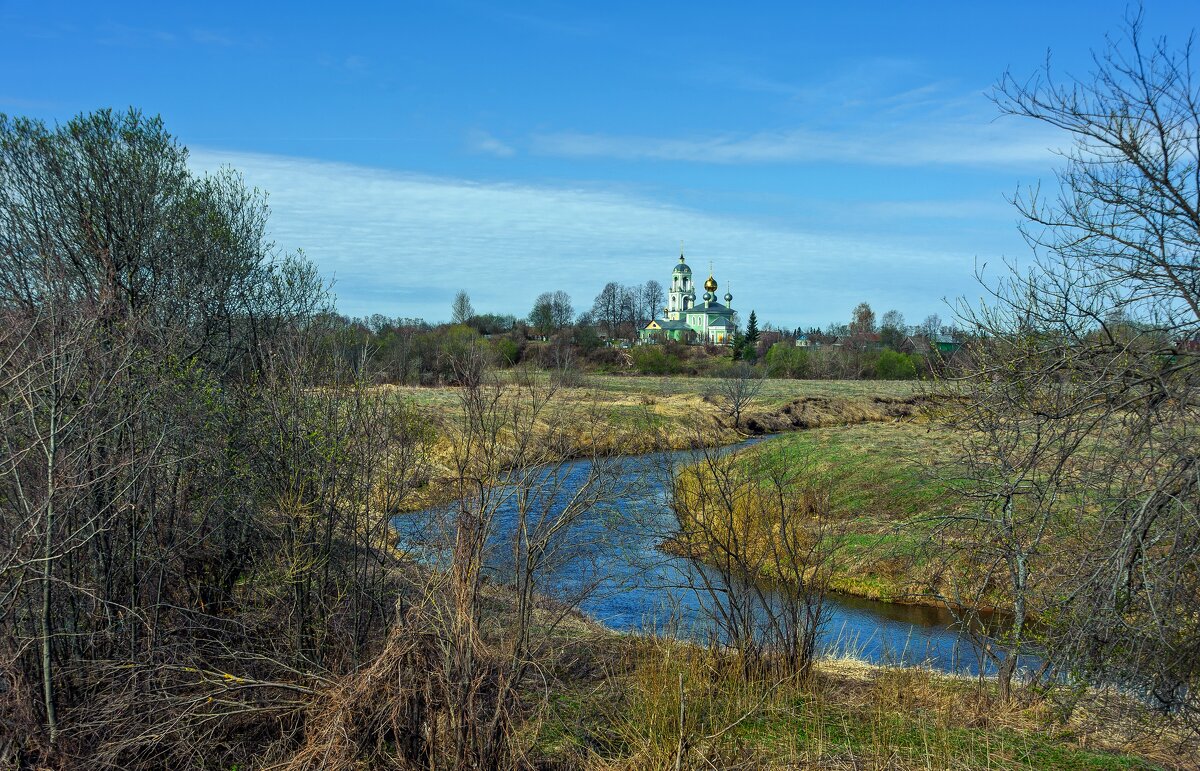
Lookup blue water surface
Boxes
[394,438,1016,676]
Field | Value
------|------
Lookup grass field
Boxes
[581,373,926,408]
[731,420,957,601]
[388,371,925,409]
[387,374,933,512]
[384,376,1192,768]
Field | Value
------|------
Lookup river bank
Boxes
[472,580,1189,769]
[383,377,1193,767]
[389,376,959,615]
[392,434,1007,676]
[391,373,930,514]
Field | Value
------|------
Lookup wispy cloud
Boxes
[466,130,515,157]
[95,23,177,47]
[189,148,999,325]
[532,54,1056,170]
[94,22,250,49]
[531,118,1059,168]
[492,9,609,38]
[317,53,370,75]
[190,28,234,47]
[854,199,1014,221]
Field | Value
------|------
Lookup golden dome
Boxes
[704,274,718,292]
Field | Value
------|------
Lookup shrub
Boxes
[492,336,521,366]
[765,342,810,378]
[876,349,918,380]
[631,345,683,375]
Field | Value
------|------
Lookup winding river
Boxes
[395,437,1009,676]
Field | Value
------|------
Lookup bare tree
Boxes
[591,282,623,339]
[928,336,1098,700]
[619,284,641,335]
[940,13,1200,722]
[713,363,765,429]
[451,289,474,325]
[388,361,626,767]
[880,309,906,348]
[528,290,574,337]
[548,289,574,329]
[849,302,876,341]
[667,430,841,679]
[0,109,430,768]
[528,291,556,336]
[642,279,665,322]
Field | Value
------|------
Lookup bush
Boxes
[492,335,522,366]
[765,342,809,378]
[875,349,919,380]
[631,345,683,375]
[572,324,602,353]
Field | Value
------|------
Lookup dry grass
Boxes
[382,374,935,515]
[538,634,1187,770]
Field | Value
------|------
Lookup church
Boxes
[639,251,737,345]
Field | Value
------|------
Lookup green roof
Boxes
[685,302,734,315]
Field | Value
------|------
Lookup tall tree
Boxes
[940,14,1200,714]
[528,291,573,336]
[528,292,556,336]
[619,284,640,332]
[880,309,906,349]
[849,302,876,337]
[548,289,574,329]
[0,110,427,764]
[451,290,474,325]
[641,279,665,323]
[591,282,623,338]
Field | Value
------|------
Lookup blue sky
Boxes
[2,1,1196,329]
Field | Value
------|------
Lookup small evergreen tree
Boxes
[742,311,760,361]
[729,330,745,361]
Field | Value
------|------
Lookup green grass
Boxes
[726,421,957,601]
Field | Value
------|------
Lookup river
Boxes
[394,437,1012,676]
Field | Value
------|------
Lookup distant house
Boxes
[932,333,962,355]
[901,335,930,355]
[795,334,811,348]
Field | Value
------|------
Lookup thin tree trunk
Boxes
[41,403,59,745]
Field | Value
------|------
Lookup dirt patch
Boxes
[743,394,930,434]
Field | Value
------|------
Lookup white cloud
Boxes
[466,130,516,157]
[531,119,1060,168]
[189,148,998,326]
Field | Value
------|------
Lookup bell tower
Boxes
[668,248,695,320]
